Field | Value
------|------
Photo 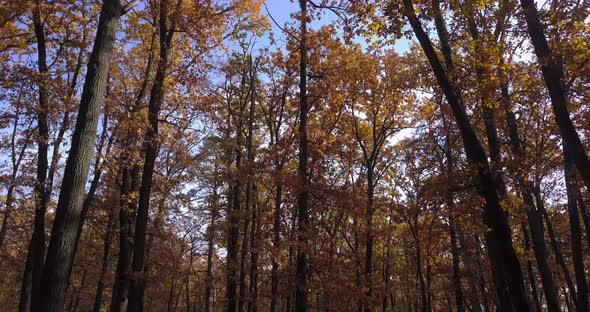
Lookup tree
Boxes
[36,1,136,311]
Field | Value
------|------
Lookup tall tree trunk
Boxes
[576,188,590,251]
[248,187,259,312]
[93,203,116,312]
[441,111,465,312]
[447,196,464,312]
[365,164,374,312]
[402,1,529,310]
[110,16,156,312]
[458,229,482,312]
[28,3,50,310]
[111,166,139,312]
[246,63,258,312]
[520,0,590,190]
[238,199,251,312]
[521,224,542,312]
[226,62,249,312]
[271,181,282,312]
[204,177,218,312]
[533,186,577,305]
[499,73,561,312]
[128,1,178,310]
[35,1,134,311]
[563,144,589,312]
[295,0,309,311]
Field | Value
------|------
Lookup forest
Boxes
[0,0,589,311]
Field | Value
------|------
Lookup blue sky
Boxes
[262,0,411,54]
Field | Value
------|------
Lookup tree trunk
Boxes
[128,1,177,310]
[35,1,131,311]
[295,0,309,311]
[226,64,250,312]
[248,186,259,312]
[521,224,542,312]
[442,113,465,312]
[563,144,589,312]
[576,188,590,251]
[29,3,50,310]
[365,165,374,312]
[204,183,218,312]
[534,186,577,305]
[111,166,139,312]
[520,0,590,190]
[499,73,561,312]
[93,203,116,312]
[402,1,529,310]
[271,182,282,312]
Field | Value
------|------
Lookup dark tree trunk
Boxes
[110,18,156,312]
[246,63,258,312]
[577,189,590,250]
[295,0,309,311]
[521,224,542,312]
[441,108,465,312]
[458,230,482,312]
[402,1,529,310]
[533,186,577,305]
[204,175,218,312]
[499,72,561,312]
[35,1,132,311]
[93,203,116,312]
[365,165,374,312]
[29,3,50,310]
[563,144,589,312]
[248,187,259,312]
[128,1,177,310]
[520,0,590,190]
[271,182,282,312]
[111,166,139,312]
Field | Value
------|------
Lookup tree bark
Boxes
[128,1,178,310]
[563,144,589,312]
[93,202,116,312]
[520,0,590,190]
[295,0,309,311]
[498,80,560,311]
[35,1,132,311]
[29,3,50,310]
[402,1,529,310]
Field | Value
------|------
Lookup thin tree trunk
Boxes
[29,3,50,310]
[576,188,590,251]
[204,180,218,312]
[295,0,309,311]
[93,203,116,312]
[271,181,282,312]
[563,144,589,312]
[441,112,465,312]
[111,166,139,312]
[226,59,249,312]
[248,186,259,312]
[246,62,258,312]
[128,1,179,310]
[521,224,542,312]
[534,185,578,304]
